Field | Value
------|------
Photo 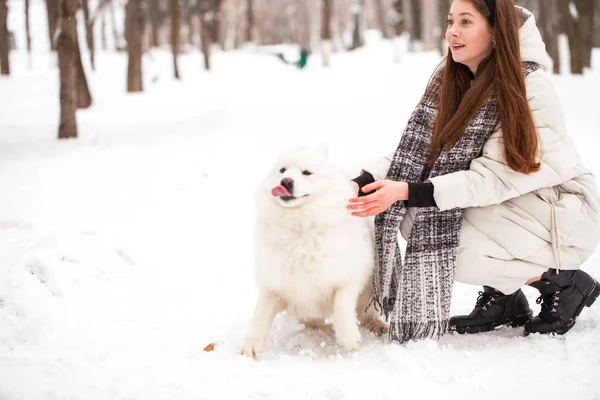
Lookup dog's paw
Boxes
[336,328,361,352]
[240,338,263,358]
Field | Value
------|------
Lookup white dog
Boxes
[240,145,387,357]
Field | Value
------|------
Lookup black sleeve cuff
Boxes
[351,171,376,197]
[407,182,437,208]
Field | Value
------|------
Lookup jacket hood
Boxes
[517,6,552,71]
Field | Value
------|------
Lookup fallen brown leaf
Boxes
[203,343,216,352]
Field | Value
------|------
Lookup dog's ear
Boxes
[315,142,329,158]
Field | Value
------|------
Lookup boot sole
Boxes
[525,279,600,336]
[453,310,533,334]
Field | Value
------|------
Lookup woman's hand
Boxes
[347,180,408,217]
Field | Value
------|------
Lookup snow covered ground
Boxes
[2,2,600,399]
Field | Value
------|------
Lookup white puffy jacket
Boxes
[364,7,600,277]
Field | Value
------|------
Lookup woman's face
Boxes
[446,0,494,74]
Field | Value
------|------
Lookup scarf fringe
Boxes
[371,296,396,322]
[389,320,449,343]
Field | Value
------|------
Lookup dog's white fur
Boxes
[240,145,387,357]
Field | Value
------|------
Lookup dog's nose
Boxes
[281,178,294,191]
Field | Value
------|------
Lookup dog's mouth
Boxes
[271,185,295,201]
[271,185,308,202]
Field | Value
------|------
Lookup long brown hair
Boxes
[428,0,540,174]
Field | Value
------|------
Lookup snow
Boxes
[1,1,600,399]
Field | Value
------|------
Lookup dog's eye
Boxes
[279,167,286,173]
[302,170,313,176]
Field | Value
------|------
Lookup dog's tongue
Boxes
[271,185,291,197]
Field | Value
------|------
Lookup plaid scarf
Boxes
[373,61,540,343]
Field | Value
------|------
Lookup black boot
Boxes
[450,286,533,334]
[525,269,600,335]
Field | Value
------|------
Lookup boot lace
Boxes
[475,291,499,311]
[536,291,560,321]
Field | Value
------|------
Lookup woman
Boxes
[348,0,600,342]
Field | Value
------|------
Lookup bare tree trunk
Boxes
[211,0,222,47]
[221,1,236,49]
[0,0,8,75]
[25,0,32,54]
[126,0,144,91]
[373,0,390,39]
[234,13,242,48]
[246,0,254,43]
[420,0,438,50]
[391,0,404,61]
[198,0,217,69]
[438,0,450,55]
[392,0,403,36]
[331,0,344,52]
[170,0,180,78]
[200,15,211,70]
[46,0,60,50]
[100,1,108,50]
[538,0,559,74]
[75,42,92,108]
[350,0,364,50]
[298,0,313,52]
[410,0,422,45]
[148,0,160,47]
[81,0,95,70]
[560,0,584,74]
[110,0,124,51]
[58,0,79,139]
[594,0,600,47]
[321,0,332,66]
[184,0,194,46]
[576,0,593,70]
